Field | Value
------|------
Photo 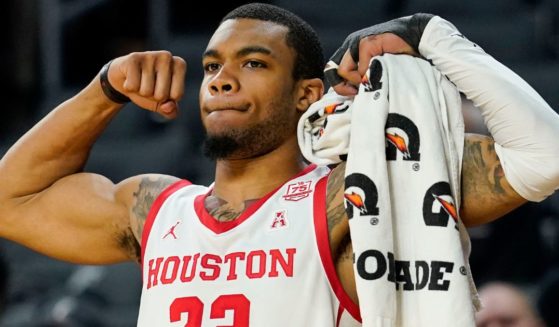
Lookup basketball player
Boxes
[0,3,558,326]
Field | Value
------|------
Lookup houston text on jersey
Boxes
[146,248,297,289]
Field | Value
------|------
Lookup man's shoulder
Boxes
[120,174,192,220]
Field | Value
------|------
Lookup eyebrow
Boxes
[203,46,272,60]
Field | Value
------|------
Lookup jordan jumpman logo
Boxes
[163,221,181,239]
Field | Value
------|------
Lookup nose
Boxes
[208,67,239,95]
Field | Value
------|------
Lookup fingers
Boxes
[140,57,156,98]
[153,54,172,101]
[331,81,359,96]
[331,51,360,96]
[108,51,187,117]
[357,34,384,77]
[170,57,186,101]
[330,33,417,96]
[158,101,179,120]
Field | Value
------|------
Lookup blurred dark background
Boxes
[0,0,558,326]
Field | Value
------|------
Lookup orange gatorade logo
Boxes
[308,102,350,125]
[324,102,350,115]
[344,192,367,215]
[385,113,420,162]
[385,132,411,159]
[344,173,379,219]
[432,194,458,223]
[423,182,458,229]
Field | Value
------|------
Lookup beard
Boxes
[202,98,295,160]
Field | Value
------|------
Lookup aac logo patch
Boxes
[270,210,288,231]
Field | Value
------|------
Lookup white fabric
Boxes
[137,166,361,327]
[298,92,354,166]
[298,54,477,326]
[419,16,559,202]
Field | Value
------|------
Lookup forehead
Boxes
[206,19,292,56]
[480,286,528,312]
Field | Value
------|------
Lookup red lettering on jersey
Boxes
[269,248,296,277]
[161,256,180,284]
[246,250,267,279]
[200,254,222,280]
[147,257,164,289]
[224,252,246,281]
[270,210,288,230]
[282,181,312,201]
[145,248,297,289]
[180,253,200,283]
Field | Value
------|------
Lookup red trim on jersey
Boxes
[194,164,317,234]
[141,179,192,271]
[336,304,344,327]
[313,174,362,322]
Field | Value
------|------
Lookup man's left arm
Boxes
[326,14,559,226]
[460,134,526,226]
[417,16,559,226]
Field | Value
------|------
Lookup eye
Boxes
[244,60,267,69]
[204,62,221,73]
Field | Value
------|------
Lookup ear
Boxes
[295,78,324,113]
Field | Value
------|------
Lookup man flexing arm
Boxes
[0,51,186,264]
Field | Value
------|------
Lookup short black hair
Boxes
[221,3,324,81]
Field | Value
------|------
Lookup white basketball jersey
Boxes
[137,164,362,327]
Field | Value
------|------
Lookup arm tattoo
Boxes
[121,176,177,262]
[327,202,347,233]
[326,162,348,234]
[461,135,525,224]
[491,143,506,194]
[462,137,506,197]
[132,177,175,235]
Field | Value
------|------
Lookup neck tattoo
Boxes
[205,195,260,222]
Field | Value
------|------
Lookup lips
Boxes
[205,102,250,113]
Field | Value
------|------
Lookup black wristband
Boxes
[325,13,434,88]
[99,60,131,104]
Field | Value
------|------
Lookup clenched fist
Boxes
[105,51,187,119]
[325,14,433,96]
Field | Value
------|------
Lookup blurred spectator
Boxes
[537,268,559,327]
[475,281,545,327]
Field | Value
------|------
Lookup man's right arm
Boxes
[0,51,186,264]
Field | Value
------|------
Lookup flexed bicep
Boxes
[0,172,179,265]
[0,173,132,264]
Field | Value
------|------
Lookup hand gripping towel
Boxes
[298,54,478,327]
